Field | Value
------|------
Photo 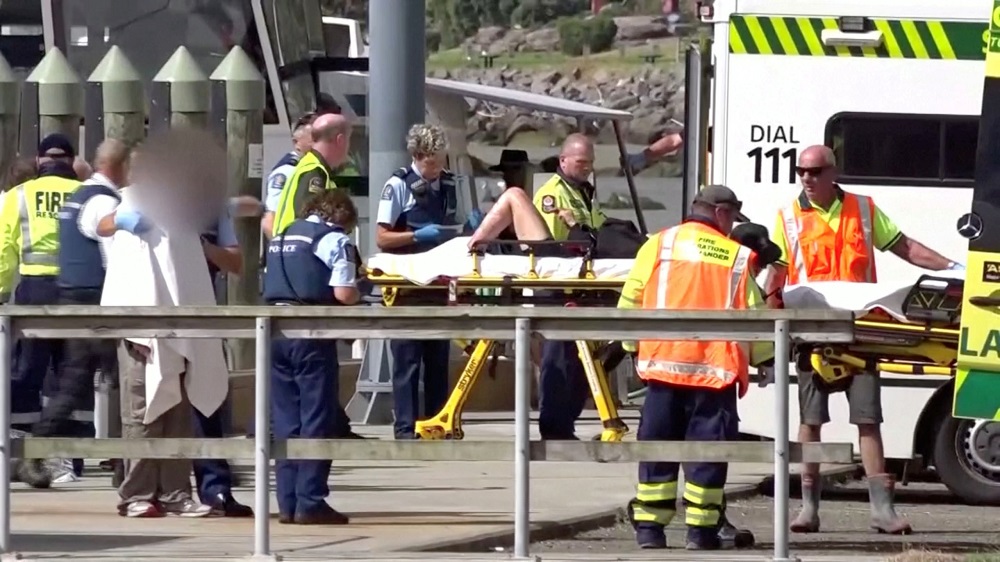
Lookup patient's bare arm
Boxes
[467,187,550,250]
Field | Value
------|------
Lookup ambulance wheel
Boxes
[933,415,1000,505]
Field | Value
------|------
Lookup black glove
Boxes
[730,223,782,267]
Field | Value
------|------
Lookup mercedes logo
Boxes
[957,212,984,240]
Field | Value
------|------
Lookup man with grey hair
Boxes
[375,123,460,439]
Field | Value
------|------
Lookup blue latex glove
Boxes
[114,210,151,234]
[949,262,966,271]
[413,224,442,243]
[625,151,648,175]
[465,208,485,231]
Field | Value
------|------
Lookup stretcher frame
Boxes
[364,240,630,441]
[801,275,961,384]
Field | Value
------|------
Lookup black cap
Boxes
[38,134,75,159]
[731,222,782,267]
[693,184,743,211]
[489,149,531,172]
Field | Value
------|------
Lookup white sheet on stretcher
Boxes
[366,236,633,285]
[781,271,965,323]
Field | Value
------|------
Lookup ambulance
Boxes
[694,0,999,503]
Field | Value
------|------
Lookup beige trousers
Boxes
[117,341,194,506]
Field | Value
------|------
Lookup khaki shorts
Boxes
[798,369,883,425]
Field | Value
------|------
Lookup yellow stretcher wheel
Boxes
[810,347,857,393]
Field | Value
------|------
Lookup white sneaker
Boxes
[121,500,163,518]
[162,498,212,518]
[48,458,78,484]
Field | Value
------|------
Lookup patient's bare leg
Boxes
[468,188,550,249]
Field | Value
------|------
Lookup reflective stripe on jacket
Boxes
[779,191,876,284]
[635,221,753,390]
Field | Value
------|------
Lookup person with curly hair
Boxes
[262,188,360,525]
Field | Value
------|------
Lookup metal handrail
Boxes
[0,306,856,561]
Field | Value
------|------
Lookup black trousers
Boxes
[32,287,118,438]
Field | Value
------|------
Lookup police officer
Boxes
[271,113,352,237]
[618,185,773,550]
[16,140,129,488]
[0,134,82,431]
[374,124,460,440]
[262,112,316,239]
[263,189,360,525]
[531,133,606,440]
[261,112,360,440]
[191,204,254,517]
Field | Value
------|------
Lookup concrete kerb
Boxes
[416,465,861,554]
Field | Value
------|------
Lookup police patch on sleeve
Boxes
[307,175,324,194]
[380,184,394,201]
[541,195,557,213]
[270,173,287,190]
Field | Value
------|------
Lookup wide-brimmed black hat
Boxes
[488,149,531,172]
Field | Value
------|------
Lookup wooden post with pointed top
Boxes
[22,47,82,156]
[210,46,265,372]
[150,46,209,134]
[0,53,18,181]
[85,46,145,158]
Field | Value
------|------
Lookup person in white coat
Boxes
[99,131,230,518]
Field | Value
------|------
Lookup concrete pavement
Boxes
[6,412,859,560]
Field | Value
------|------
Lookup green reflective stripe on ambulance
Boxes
[729,15,988,60]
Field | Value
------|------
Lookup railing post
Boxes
[254,317,272,558]
[0,316,10,554]
[772,319,794,562]
[513,317,531,559]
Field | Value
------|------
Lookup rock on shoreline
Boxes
[430,65,686,146]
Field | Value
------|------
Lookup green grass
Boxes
[426,41,685,72]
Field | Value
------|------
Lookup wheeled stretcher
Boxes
[782,272,965,384]
[364,236,632,441]
[364,234,966,436]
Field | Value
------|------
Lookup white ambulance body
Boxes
[702,0,997,502]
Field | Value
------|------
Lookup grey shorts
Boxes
[798,369,883,426]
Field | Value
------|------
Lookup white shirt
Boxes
[77,173,121,267]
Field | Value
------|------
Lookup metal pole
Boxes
[513,317,531,558]
[363,0,427,417]
[253,317,272,557]
[0,316,11,554]
[773,319,791,562]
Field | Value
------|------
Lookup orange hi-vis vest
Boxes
[779,190,876,285]
[636,221,754,390]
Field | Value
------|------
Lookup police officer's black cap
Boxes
[489,149,531,172]
[38,133,75,159]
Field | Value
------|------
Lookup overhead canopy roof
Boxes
[425,77,633,122]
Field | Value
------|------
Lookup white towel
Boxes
[100,189,228,424]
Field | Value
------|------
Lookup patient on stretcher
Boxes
[466,151,557,253]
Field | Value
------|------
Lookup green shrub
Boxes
[556,17,588,55]
[587,16,619,53]
[557,16,620,56]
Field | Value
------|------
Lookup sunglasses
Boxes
[795,165,829,177]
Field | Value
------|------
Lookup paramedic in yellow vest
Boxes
[531,133,606,439]
[0,134,82,431]
[764,145,959,536]
[271,114,352,237]
[619,185,773,551]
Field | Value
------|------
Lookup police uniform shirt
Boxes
[375,164,442,227]
[264,151,299,213]
[304,215,357,288]
[76,172,122,267]
[210,207,240,249]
